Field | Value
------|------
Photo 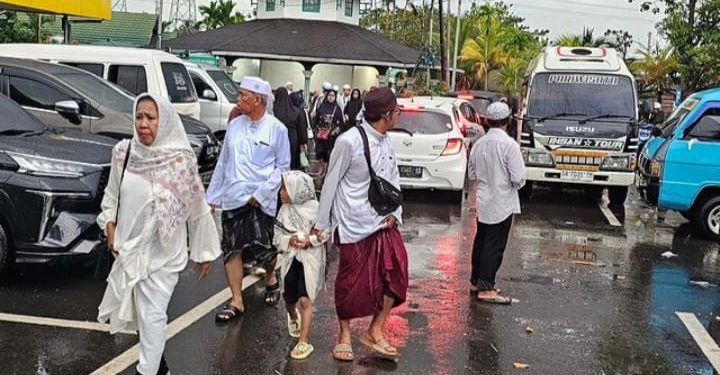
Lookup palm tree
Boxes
[554,27,607,47]
[631,48,677,100]
[460,15,508,90]
[199,0,240,30]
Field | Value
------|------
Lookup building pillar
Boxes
[302,69,314,106]
[375,66,389,88]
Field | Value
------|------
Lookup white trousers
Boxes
[134,268,179,375]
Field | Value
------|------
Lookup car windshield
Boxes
[56,72,134,113]
[207,70,238,102]
[0,94,45,132]
[527,73,635,120]
[658,97,699,137]
[396,110,453,135]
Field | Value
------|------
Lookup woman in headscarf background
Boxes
[343,88,363,127]
[274,171,328,359]
[97,94,221,375]
[313,89,345,179]
[274,87,308,170]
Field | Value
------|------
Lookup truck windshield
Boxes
[528,73,635,119]
[658,97,699,137]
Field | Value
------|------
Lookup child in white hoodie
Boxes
[274,171,328,359]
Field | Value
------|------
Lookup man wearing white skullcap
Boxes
[286,81,293,93]
[467,101,526,305]
[207,76,291,321]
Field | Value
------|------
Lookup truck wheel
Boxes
[695,196,720,240]
[520,182,533,200]
[0,223,10,279]
[609,186,629,206]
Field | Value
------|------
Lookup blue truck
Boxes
[636,88,720,240]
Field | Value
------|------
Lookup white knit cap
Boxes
[239,76,271,96]
[322,82,333,90]
[486,102,511,120]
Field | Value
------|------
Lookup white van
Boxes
[519,46,639,204]
[0,44,201,118]
[184,62,238,138]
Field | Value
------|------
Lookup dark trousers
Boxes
[470,215,513,291]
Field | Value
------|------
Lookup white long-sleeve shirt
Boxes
[468,128,526,224]
[206,113,291,216]
[315,121,403,244]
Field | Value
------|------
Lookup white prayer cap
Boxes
[322,82,333,91]
[342,84,351,90]
[333,85,339,92]
[286,81,293,87]
[486,102,511,120]
[239,76,271,96]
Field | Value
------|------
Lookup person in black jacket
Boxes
[274,87,309,170]
[343,89,363,127]
[313,89,345,177]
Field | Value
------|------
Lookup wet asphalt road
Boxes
[1,185,720,375]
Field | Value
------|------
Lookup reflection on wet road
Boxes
[0,186,719,374]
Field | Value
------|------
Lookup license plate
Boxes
[399,165,423,178]
[560,170,594,182]
[201,171,214,184]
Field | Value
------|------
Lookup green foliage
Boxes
[0,11,37,43]
[199,0,245,30]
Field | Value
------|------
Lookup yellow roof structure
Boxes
[0,0,111,20]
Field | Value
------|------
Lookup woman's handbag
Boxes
[316,107,338,141]
[356,126,402,216]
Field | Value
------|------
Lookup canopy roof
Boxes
[165,18,421,69]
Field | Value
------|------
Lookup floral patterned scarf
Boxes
[112,93,205,245]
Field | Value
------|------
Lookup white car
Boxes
[390,98,476,202]
[185,62,238,139]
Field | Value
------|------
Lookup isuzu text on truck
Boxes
[519,47,639,205]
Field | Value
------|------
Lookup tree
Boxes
[198,0,243,30]
[554,28,608,47]
[631,48,677,99]
[460,15,509,90]
[604,29,634,60]
[0,11,34,43]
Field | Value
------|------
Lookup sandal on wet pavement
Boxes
[287,310,301,338]
[264,282,281,306]
[359,335,398,357]
[290,341,314,360]
[477,295,513,305]
[215,304,243,322]
[332,343,354,361]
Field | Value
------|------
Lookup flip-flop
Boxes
[215,304,243,322]
[359,335,398,357]
[265,282,281,306]
[477,295,513,305]
[287,310,301,338]
[332,343,354,361]
[290,342,314,360]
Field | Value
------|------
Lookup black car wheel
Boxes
[609,186,629,207]
[695,196,720,241]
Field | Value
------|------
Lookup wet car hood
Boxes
[531,118,630,139]
[1,128,116,165]
[180,115,212,135]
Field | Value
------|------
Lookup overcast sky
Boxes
[124,0,663,49]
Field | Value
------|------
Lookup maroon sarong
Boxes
[334,226,409,320]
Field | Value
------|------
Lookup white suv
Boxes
[390,97,478,202]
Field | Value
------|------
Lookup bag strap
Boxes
[356,126,378,179]
[114,142,132,223]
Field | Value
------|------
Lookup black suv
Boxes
[0,93,116,276]
[0,57,219,183]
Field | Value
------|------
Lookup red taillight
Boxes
[457,94,474,100]
[441,138,464,156]
[399,105,425,112]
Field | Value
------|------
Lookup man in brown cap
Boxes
[311,87,409,361]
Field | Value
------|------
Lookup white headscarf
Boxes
[276,171,318,234]
[112,93,205,245]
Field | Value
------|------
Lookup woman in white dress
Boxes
[97,93,221,375]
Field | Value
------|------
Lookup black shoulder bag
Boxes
[94,143,131,278]
[357,126,402,216]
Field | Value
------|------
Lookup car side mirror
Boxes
[55,100,81,124]
[651,126,662,137]
[202,89,217,101]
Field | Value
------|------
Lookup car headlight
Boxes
[650,160,662,177]
[522,148,554,166]
[601,154,636,171]
[7,152,97,178]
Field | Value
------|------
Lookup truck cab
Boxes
[520,47,639,205]
[637,88,720,240]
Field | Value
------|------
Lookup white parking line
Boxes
[89,272,264,375]
[598,203,623,227]
[0,313,136,335]
[676,312,720,372]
